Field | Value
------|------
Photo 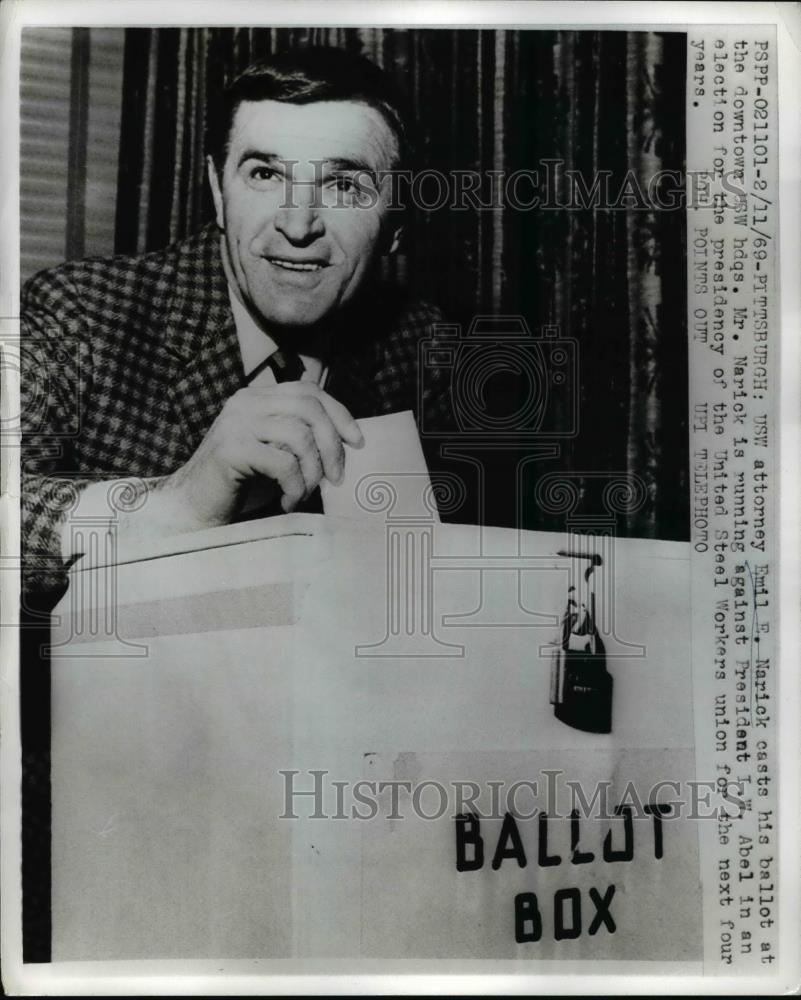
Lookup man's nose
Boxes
[273,182,325,244]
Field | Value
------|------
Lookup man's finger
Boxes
[254,382,365,448]
[246,443,306,511]
[246,394,346,485]
[255,416,323,496]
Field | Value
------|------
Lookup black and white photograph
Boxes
[1,0,797,994]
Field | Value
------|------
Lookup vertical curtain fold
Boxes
[65,28,90,261]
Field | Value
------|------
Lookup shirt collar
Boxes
[227,285,278,376]
[226,284,326,386]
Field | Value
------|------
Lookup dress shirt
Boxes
[228,285,327,387]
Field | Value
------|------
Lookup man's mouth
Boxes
[267,257,328,272]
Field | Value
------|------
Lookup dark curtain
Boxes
[114,26,688,540]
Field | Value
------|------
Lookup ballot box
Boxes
[49,514,702,963]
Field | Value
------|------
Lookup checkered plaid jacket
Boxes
[21,224,455,600]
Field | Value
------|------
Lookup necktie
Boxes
[240,347,324,516]
[244,346,306,386]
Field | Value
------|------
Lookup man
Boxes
[21,47,456,602]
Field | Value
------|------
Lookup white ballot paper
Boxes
[321,410,438,521]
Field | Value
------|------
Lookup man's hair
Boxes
[208,46,413,172]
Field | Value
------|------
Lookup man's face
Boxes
[209,99,401,332]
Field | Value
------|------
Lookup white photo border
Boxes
[1,1,798,995]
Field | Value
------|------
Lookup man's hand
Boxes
[163,383,364,528]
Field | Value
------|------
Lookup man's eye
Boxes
[248,165,280,184]
[326,174,379,207]
[332,175,357,192]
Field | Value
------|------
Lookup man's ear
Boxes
[206,155,225,230]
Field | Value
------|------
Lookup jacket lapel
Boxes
[325,346,383,419]
[162,227,244,449]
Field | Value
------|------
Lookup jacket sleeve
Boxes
[20,267,95,603]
